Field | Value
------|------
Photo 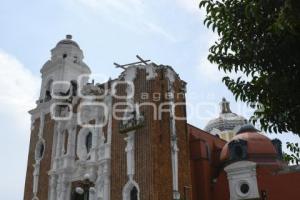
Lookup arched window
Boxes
[85,132,92,153]
[130,187,138,200]
[44,79,53,102]
[35,141,45,161]
[123,180,140,200]
[39,143,44,158]
[77,128,95,161]
[70,80,78,96]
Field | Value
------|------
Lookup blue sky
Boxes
[0,0,299,199]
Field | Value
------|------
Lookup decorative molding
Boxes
[77,127,95,161]
[224,161,259,200]
[167,77,180,200]
[122,179,140,200]
[47,93,113,200]
[32,112,45,200]
[125,131,135,180]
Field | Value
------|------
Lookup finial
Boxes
[220,97,232,113]
[66,34,72,40]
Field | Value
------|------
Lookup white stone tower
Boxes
[24,35,91,200]
[39,34,91,102]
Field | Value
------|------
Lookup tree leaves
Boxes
[284,142,300,165]
[199,0,300,135]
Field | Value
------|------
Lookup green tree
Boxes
[199,0,300,164]
[284,142,300,165]
[199,0,300,133]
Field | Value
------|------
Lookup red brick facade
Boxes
[23,37,300,200]
[24,114,55,200]
[110,67,191,200]
[24,66,192,200]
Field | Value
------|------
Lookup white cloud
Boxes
[176,0,201,13]
[197,54,255,84]
[144,22,177,42]
[197,55,224,82]
[176,0,205,18]
[75,0,145,15]
[69,0,177,42]
[195,31,225,82]
[0,50,40,126]
[195,32,249,83]
[0,50,40,199]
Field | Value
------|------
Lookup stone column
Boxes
[49,175,57,200]
[32,162,40,199]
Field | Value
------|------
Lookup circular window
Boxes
[35,141,45,161]
[240,183,250,194]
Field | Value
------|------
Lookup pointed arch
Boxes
[77,127,94,160]
[130,186,138,200]
[122,180,140,200]
[35,139,45,161]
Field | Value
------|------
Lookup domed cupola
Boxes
[56,34,80,48]
[220,124,284,165]
[50,34,85,63]
[204,98,248,141]
[219,125,285,200]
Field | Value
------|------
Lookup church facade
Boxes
[24,35,190,200]
[24,36,300,200]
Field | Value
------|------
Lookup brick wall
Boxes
[24,66,192,200]
[24,114,55,200]
[110,67,191,200]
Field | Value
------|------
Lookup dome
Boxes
[204,98,247,134]
[50,34,85,63]
[56,35,80,48]
[220,125,279,164]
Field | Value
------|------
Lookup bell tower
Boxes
[24,35,91,200]
[39,35,91,102]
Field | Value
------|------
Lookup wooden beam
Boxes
[136,55,150,65]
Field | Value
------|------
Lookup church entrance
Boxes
[71,180,94,200]
[71,190,89,200]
